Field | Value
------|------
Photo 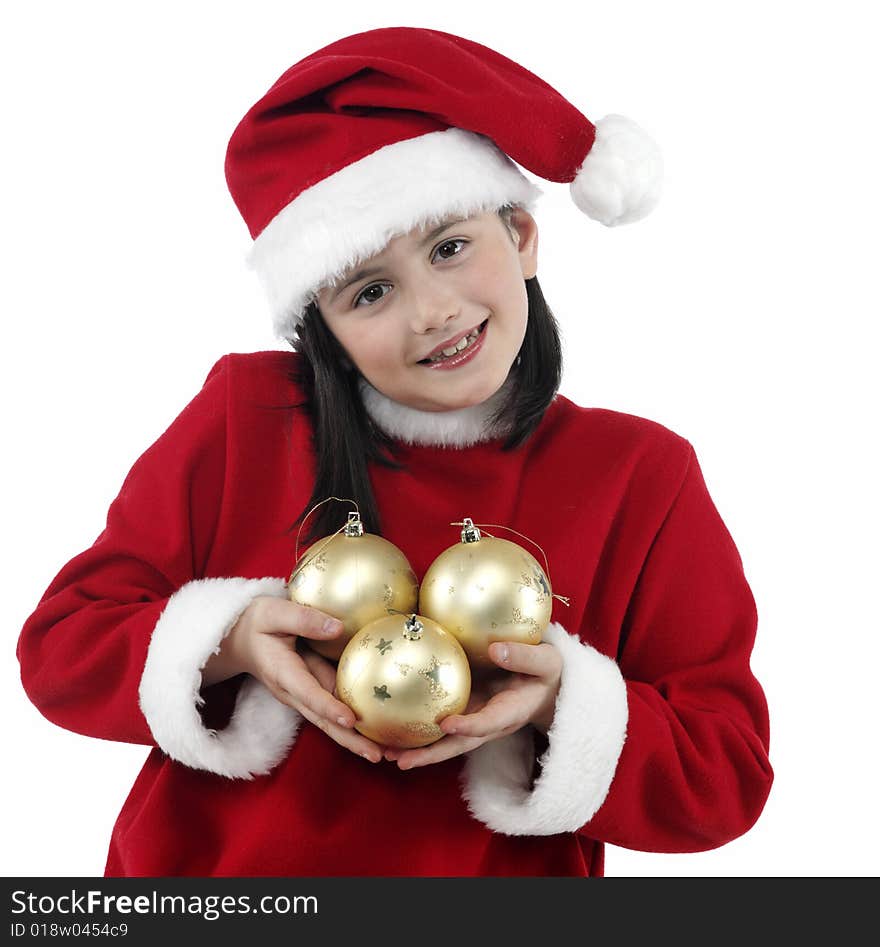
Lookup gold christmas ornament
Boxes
[288,512,419,660]
[335,614,471,749]
[419,518,553,667]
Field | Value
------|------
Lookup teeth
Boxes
[429,327,481,363]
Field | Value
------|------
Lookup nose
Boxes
[406,273,460,335]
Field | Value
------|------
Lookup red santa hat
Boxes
[225,27,662,340]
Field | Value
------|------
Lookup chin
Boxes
[411,390,488,412]
[387,365,508,412]
[461,373,509,407]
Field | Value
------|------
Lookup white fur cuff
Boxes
[138,576,301,779]
[461,622,628,835]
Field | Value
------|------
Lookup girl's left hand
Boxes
[384,640,562,769]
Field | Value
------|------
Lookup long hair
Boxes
[290,214,563,544]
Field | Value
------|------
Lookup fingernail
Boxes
[323,618,342,635]
[337,716,350,727]
[498,645,509,663]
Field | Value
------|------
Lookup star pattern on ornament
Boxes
[407,721,440,739]
[376,638,393,654]
[373,684,391,702]
[512,606,540,634]
[359,635,374,649]
[515,570,549,605]
[419,657,449,700]
[535,569,551,596]
[382,584,393,605]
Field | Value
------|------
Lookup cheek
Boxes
[481,273,528,339]
[330,320,400,371]
[468,249,528,315]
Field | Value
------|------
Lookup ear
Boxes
[509,207,539,280]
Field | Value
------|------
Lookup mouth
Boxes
[417,320,489,366]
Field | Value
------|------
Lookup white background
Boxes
[3,0,878,877]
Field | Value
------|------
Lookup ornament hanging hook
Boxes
[449,520,571,607]
[289,497,361,587]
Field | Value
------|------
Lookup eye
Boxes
[353,282,392,308]
[432,239,467,262]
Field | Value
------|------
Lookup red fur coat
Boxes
[18,352,772,875]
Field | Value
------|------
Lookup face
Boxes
[316,208,539,412]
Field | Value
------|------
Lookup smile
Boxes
[418,320,488,369]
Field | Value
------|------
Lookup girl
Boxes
[17,27,772,877]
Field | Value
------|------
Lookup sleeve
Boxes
[461,444,773,850]
[16,356,301,779]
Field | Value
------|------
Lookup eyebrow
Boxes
[330,266,383,302]
[329,216,468,301]
[420,216,467,247]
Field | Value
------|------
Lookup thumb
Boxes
[488,640,556,677]
[287,601,346,640]
[259,597,345,641]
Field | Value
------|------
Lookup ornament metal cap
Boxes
[403,615,424,640]
[460,518,482,544]
[344,512,365,537]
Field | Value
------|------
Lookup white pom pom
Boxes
[569,114,663,226]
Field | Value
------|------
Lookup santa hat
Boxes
[225,27,662,340]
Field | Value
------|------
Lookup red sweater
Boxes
[17,351,772,876]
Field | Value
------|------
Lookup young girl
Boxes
[17,26,772,877]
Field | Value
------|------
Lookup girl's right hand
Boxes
[202,595,386,763]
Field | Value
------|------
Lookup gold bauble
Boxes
[335,614,471,749]
[288,513,419,660]
[419,519,552,667]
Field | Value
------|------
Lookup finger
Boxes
[394,733,483,770]
[489,641,560,678]
[274,658,355,728]
[297,703,385,763]
[440,690,527,739]
[259,597,346,642]
[300,646,338,693]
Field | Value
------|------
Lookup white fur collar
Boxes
[358,375,514,447]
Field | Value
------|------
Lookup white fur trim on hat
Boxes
[358,373,518,447]
[570,114,663,227]
[460,621,628,835]
[138,576,300,779]
[247,127,542,341]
